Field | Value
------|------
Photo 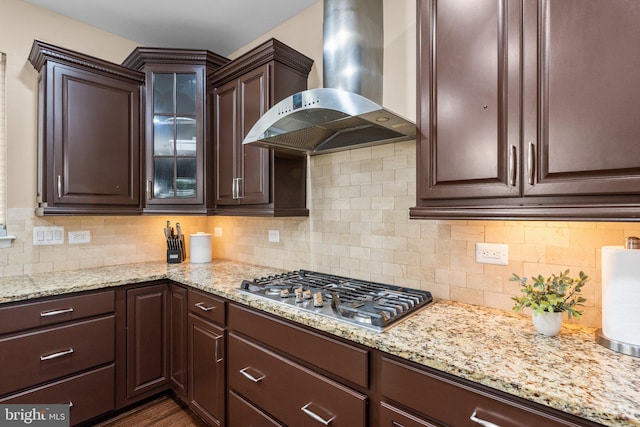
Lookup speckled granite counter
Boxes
[1,260,639,426]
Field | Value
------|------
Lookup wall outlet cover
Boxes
[475,242,509,266]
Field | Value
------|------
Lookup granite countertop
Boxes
[1,260,638,426]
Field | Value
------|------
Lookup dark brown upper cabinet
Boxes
[29,40,145,215]
[122,48,229,215]
[411,0,640,221]
[211,39,313,217]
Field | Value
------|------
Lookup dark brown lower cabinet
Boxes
[227,332,367,427]
[188,313,225,426]
[169,284,188,399]
[0,365,115,426]
[227,390,282,427]
[0,289,116,426]
[125,283,169,400]
[378,354,602,427]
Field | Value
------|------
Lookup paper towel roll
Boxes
[602,246,640,346]
[190,232,212,263]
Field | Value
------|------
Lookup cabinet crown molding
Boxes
[211,38,313,87]
[121,47,230,71]
[28,40,145,83]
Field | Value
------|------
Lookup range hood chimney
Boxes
[242,0,416,155]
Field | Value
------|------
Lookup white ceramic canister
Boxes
[189,232,212,263]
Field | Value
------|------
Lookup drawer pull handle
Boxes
[301,402,335,426]
[68,402,73,409]
[40,348,74,361]
[239,367,265,383]
[40,307,74,317]
[214,334,223,363]
[470,410,501,427]
[195,302,215,312]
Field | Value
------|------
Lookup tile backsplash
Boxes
[4,140,640,328]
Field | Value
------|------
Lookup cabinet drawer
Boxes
[228,390,282,427]
[228,332,367,427]
[188,289,225,325]
[381,356,581,427]
[1,364,115,426]
[0,290,114,335]
[228,304,369,388]
[379,401,439,427]
[0,315,114,396]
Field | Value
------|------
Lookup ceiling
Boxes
[25,0,320,56]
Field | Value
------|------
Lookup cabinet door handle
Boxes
[301,402,336,426]
[40,307,74,317]
[195,302,215,312]
[146,180,153,200]
[528,142,535,185]
[57,175,62,198]
[231,178,238,199]
[392,423,405,427]
[68,402,73,409]
[214,334,224,363]
[40,348,74,361]
[239,366,265,383]
[236,177,244,199]
[470,410,501,427]
[509,145,517,186]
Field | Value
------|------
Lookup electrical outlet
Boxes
[33,226,64,245]
[214,227,223,237]
[268,229,280,243]
[475,243,509,265]
[69,230,91,244]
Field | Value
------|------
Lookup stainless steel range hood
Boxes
[242,0,416,155]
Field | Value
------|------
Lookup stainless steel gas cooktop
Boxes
[239,270,433,332]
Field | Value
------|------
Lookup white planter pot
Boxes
[532,311,564,336]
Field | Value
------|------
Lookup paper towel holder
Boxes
[595,330,640,357]
[625,236,639,249]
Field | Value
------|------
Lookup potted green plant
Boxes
[510,269,589,336]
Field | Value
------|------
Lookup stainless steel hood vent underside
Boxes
[242,0,416,155]
[243,88,416,155]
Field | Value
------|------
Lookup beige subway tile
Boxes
[450,286,484,306]
[466,273,503,292]
[570,228,625,248]
[383,181,408,197]
[407,265,435,282]
[435,268,466,287]
[524,226,570,246]
[421,281,450,300]
[483,291,516,312]
[371,196,395,210]
[485,224,525,244]
[545,245,595,268]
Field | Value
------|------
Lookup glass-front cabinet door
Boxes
[147,67,204,211]
[152,71,199,200]
[122,47,230,214]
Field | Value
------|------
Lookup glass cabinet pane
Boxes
[153,73,174,114]
[176,158,197,198]
[176,117,197,156]
[176,74,197,114]
[153,116,174,156]
[153,157,175,199]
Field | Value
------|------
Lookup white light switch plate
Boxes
[476,243,509,265]
[268,229,280,243]
[214,227,223,237]
[33,226,64,245]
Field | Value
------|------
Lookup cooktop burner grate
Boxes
[238,270,433,332]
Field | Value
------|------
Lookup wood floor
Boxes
[93,395,208,427]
